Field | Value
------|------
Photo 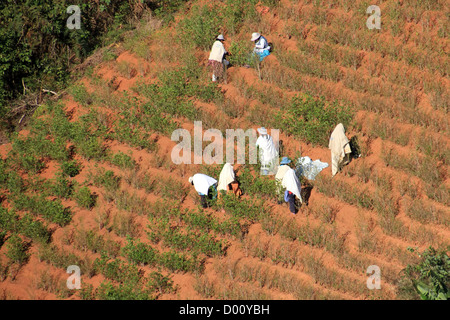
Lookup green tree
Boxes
[0,0,176,127]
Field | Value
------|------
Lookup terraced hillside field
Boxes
[0,0,448,300]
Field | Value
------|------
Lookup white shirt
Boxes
[208,40,227,62]
[192,173,217,195]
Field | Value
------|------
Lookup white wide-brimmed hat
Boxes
[251,32,261,41]
[257,127,268,135]
[217,34,225,41]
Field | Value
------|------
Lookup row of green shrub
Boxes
[1,157,96,225]
[122,237,204,273]
[37,243,175,300]
[0,208,52,244]
[133,62,223,120]
[147,216,227,257]
[277,93,353,147]
[12,194,72,227]
[81,269,174,300]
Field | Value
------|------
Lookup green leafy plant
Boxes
[69,83,94,106]
[178,4,222,50]
[74,186,97,210]
[111,151,137,170]
[122,237,157,266]
[157,250,203,273]
[147,271,175,295]
[89,166,121,192]
[278,93,353,147]
[96,280,154,300]
[37,244,96,278]
[94,254,144,285]
[228,41,253,67]
[0,208,51,244]
[218,192,269,223]
[13,194,72,226]
[51,172,74,199]
[36,269,74,298]
[6,171,25,195]
[398,247,450,300]
[19,214,52,244]
[60,160,82,177]
[6,234,30,265]
[79,283,96,300]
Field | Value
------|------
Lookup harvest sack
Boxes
[296,156,329,180]
[253,35,271,61]
[254,49,270,61]
[329,123,352,176]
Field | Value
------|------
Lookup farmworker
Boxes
[208,34,230,83]
[275,157,292,203]
[217,163,242,198]
[251,32,271,61]
[255,127,279,175]
[189,173,218,208]
[281,168,302,215]
[329,123,352,177]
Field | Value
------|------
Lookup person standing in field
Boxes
[251,32,271,61]
[208,34,230,83]
[255,127,279,175]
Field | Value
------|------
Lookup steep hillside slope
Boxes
[0,0,448,300]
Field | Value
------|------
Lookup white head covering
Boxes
[217,163,236,191]
[191,173,217,195]
[275,164,290,182]
[251,32,261,41]
[282,168,302,202]
[217,34,225,41]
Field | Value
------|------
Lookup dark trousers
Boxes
[200,195,208,208]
